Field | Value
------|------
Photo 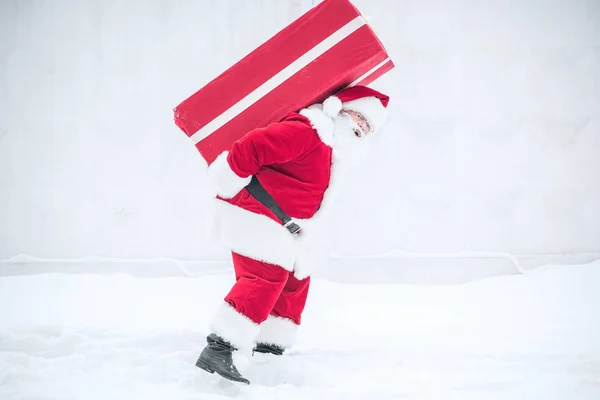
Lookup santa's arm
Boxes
[208,121,310,199]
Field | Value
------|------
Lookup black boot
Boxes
[253,342,285,356]
[195,333,250,384]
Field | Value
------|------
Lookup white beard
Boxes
[331,112,374,169]
[299,104,375,170]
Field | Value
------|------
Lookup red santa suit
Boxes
[205,86,390,352]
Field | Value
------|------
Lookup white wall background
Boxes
[1,0,599,281]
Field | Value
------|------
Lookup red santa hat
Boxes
[321,85,390,134]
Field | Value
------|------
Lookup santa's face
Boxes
[343,110,372,137]
[330,110,374,168]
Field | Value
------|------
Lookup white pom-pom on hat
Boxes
[322,95,343,118]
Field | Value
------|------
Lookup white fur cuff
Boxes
[208,151,252,199]
[254,315,299,349]
[209,302,260,351]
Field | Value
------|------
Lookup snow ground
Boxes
[1,261,599,400]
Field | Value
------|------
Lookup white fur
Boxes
[254,315,299,349]
[209,198,296,271]
[208,106,373,279]
[342,96,387,134]
[209,195,332,279]
[292,217,332,280]
[294,107,374,278]
[322,95,343,118]
[207,151,252,199]
[209,302,260,351]
[299,104,335,146]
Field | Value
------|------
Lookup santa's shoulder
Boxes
[279,111,313,127]
[263,112,319,138]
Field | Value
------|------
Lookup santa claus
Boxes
[195,85,390,384]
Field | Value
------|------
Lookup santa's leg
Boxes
[196,252,289,383]
[253,272,310,355]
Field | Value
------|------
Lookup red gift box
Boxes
[173,0,394,165]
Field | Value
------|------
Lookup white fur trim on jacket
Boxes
[208,151,252,199]
[300,104,334,146]
[209,198,296,270]
[209,302,260,351]
[254,315,299,349]
[209,196,330,279]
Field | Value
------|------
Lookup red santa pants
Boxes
[224,252,310,325]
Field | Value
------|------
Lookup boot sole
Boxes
[196,359,250,385]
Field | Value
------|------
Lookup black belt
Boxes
[245,176,302,235]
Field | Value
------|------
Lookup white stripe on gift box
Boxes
[348,57,392,87]
[190,16,366,145]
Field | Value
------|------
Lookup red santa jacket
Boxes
[207,104,373,278]
[221,112,332,223]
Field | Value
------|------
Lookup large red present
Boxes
[173,0,394,165]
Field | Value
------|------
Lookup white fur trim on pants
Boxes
[208,151,252,199]
[209,302,260,351]
[254,315,299,349]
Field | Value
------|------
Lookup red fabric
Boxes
[219,113,332,222]
[225,252,310,325]
[335,85,390,108]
